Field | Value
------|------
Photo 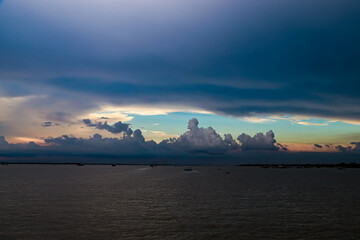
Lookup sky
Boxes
[0,0,359,163]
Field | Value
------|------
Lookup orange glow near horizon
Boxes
[283,143,340,152]
[8,137,47,146]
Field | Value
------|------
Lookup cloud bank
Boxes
[0,119,359,164]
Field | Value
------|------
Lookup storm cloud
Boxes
[0,0,360,122]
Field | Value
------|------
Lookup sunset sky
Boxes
[0,0,359,162]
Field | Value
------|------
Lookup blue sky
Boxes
[0,0,360,162]
[126,112,358,144]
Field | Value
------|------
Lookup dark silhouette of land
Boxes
[1,162,360,168]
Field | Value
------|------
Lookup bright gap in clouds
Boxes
[1,94,359,146]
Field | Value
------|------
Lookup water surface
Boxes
[0,165,359,239]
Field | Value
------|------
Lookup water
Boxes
[0,165,360,239]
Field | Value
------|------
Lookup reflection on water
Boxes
[0,165,360,239]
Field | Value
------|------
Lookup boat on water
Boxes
[184,167,192,171]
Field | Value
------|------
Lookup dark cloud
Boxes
[336,145,352,153]
[45,135,82,146]
[237,130,279,151]
[314,144,323,149]
[224,134,239,150]
[0,135,40,153]
[46,79,360,121]
[44,130,158,157]
[276,143,288,151]
[335,142,360,153]
[350,142,360,152]
[0,136,9,146]
[0,0,360,121]
[83,119,133,136]
[41,122,52,127]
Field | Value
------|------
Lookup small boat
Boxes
[112,164,116,167]
[77,163,85,166]
[184,167,192,171]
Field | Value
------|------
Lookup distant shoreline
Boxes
[1,162,360,168]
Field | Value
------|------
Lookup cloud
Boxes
[42,130,160,158]
[41,122,52,127]
[350,142,360,152]
[44,118,241,156]
[241,116,276,123]
[297,122,328,126]
[173,118,239,154]
[0,135,40,152]
[314,144,323,148]
[0,136,9,146]
[237,130,279,151]
[1,0,360,124]
[336,145,352,152]
[97,105,213,116]
[0,118,360,163]
[132,129,145,143]
[276,143,288,151]
[2,118,342,159]
[45,135,80,146]
[44,129,148,153]
[0,119,238,156]
[80,109,133,122]
[83,119,133,136]
[224,133,239,150]
[335,142,360,153]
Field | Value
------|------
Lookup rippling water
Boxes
[0,165,360,239]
